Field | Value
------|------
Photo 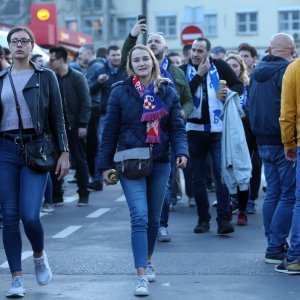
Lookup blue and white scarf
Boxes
[186,62,224,132]
[160,57,176,90]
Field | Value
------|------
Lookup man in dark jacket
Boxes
[79,44,105,191]
[249,33,296,264]
[89,45,127,137]
[50,46,91,206]
[181,37,243,235]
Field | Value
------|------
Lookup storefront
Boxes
[28,3,92,54]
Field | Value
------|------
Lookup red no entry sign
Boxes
[181,25,203,45]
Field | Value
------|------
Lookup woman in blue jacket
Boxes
[98,44,188,297]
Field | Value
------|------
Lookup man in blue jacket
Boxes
[249,33,296,264]
[79,44,105,191]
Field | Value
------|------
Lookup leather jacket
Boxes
[0,62,69,153]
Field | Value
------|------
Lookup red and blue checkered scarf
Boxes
[133,76,168,143]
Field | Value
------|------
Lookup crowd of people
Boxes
[0,18,299,298]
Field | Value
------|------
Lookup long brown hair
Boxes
[226,54,249,85]
[126,44,170,92]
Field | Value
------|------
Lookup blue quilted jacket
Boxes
[97,76,189,171]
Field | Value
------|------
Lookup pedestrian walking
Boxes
[98,44,188,296]
[277,40,300,274]
[249,33,296,265]
[49,46,91,206]
[122,19,193,242]
[0,26,69,298]
[180,37,243,235]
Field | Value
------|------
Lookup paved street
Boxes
[1,172,300,300]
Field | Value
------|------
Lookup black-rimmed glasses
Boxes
[9,38,32,46]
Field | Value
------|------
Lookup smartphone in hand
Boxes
[138,15,146,32]
[138,15,146,24]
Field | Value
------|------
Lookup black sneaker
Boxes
[52,197,64,206]
[87,180,103,191]
[275,258,300,274]
[217,220,234,235]
[194,222,210,233]
[77,190,90,206]
[265,251,286,264]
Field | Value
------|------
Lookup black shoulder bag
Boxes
[113,145,153,179]
[8,70,58,173]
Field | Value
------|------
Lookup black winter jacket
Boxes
[97,77,189,172]
[57,68,91,129]
[0,63,68,153]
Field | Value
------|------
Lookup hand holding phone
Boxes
[138,15,146,32]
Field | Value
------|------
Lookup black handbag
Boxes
[113,146,153,180]
[8,70,58,173]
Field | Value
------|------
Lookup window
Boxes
[156,16,176,37]
[236,12,258,35]
[204,14,217,36]
[84,0,102,10]
[4,0,20,14]
[118,18,136,39]
[279,10,300,34]
[83,17,102,39]
[184,6,204,23]
[66,20,78,32]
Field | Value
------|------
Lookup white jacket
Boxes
[221,91,252,194]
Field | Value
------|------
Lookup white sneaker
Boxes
[146,262,156,282]
[158,226,171,242]
[41,203,54,213]
[6,276,25,298]
[33,252,52,285]
[134,276,149,296]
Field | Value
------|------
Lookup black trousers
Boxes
[52,128,89,196]
[242,117,262,200]
[86,107,101,178]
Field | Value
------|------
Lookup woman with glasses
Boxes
[98,44,188,297]
[0,27,69,298]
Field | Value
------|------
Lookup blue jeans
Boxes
[187,131,230,223]
[0,138,48,273]
[287,147,300,260]
[120,162,170,268]
[258,145,296,254]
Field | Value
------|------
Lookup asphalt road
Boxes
[1,172,300,300]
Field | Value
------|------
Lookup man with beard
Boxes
[180,37,243,235]
[122,19,193,242]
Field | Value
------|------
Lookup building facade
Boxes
[0,0,299,55]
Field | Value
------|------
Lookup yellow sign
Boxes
[37,9,50,21]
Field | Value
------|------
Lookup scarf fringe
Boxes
[146,136,161,143]
[141,108,168,122]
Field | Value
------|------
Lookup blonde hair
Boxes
[226,54,249,85]
[126,44,170,92]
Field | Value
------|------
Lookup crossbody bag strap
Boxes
[8,69,24,147]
